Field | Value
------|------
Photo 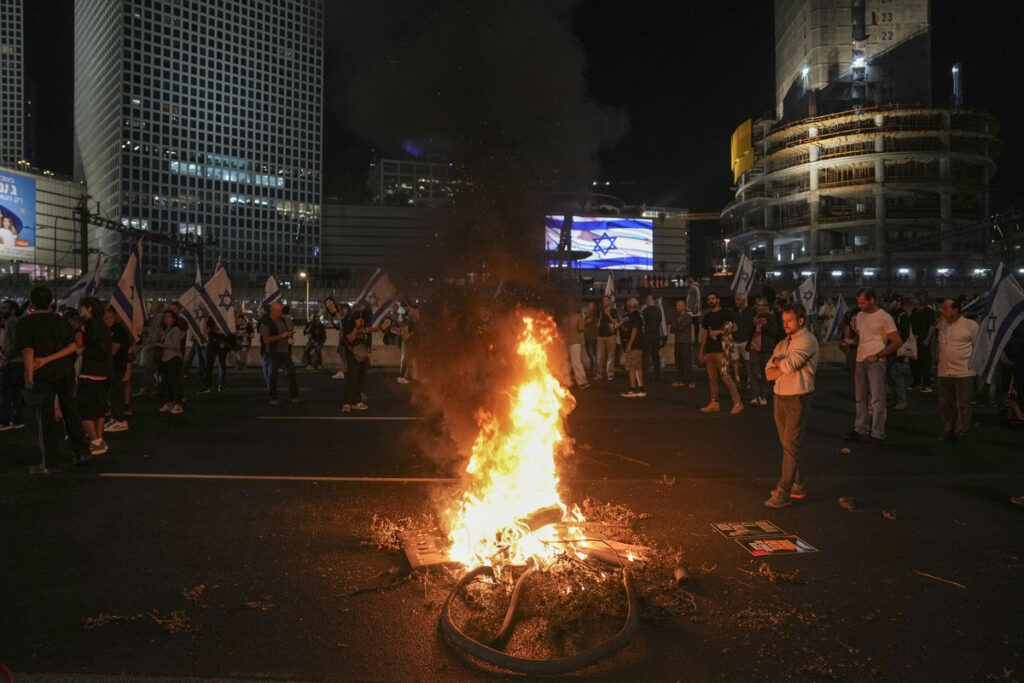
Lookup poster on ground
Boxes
[0,171,36,260]
[712,520,788,539]
[734,535,818,556]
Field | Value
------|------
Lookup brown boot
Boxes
[730,402,745,415]
[701,401,720,413]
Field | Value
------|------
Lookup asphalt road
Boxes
[2,364,1023,682]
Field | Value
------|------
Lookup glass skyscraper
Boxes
[0,0,25,166]
[74,0,323,280]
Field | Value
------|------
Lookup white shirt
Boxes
[855,308,897,362]
[937,316,978,377]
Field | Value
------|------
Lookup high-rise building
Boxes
[723,0,999,290]
[74,0,323,281]
[0,0,25,166]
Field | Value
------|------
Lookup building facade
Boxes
[0,0,25,166]
[724,0,1000,291]
[74,0,323,281]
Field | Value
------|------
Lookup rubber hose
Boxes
[491,563,538,648]
[440,565,640,675]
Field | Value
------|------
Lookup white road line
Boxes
[100,472,457,483]
[257,416,424,421]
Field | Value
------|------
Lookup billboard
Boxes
[0,171,36,260]
[545,215,653,270]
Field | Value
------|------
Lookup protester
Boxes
[838,307,858,395]
[332,303,352,380]
[596,295,619,380]
[397,304,419,384]
[699,292,743,414]
[747,296,778,406]
[77,297,112,455]
[0,298,26,431]
[237,317,254,369]
[341,307,371,412]
[731,292,754,387]
[102,305,133,433]
[935,298,979,442]
[559,303,589,389]
[257,305,273,385]
[640,295,663,382]
[845,287,901,446]
[16,286,91,472]
[582,301,599,377]
[669,298,696,388]
[155,309,185,415]
[909,293,936,393]
[200,317,232,393]
[181,324,208,384]
[302,314,326,370]
[133,308,163,398]
[619,297,645,397]
[885,295,912,411]
[764,303,819,508]
[261,301,302,406]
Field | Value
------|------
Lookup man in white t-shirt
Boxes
[844,287,901,445]
[935,298,979,442]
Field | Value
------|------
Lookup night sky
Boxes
[22,1,1024,214]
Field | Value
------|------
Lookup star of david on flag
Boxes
[592,232,619,257]
[178,265,236,341]
[729,254,755,296]
[354,268,400,326]
[970,264,1024,383]
[110,240,147,341]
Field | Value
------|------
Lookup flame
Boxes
[445,312,582,570]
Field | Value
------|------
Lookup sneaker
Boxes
[764,488,791,509]
[352,402,369,410]
[217,385,225,392]
[919,386,933,394]
[0,423,12,432]
[730,402,745,415]
[892,401,907,411]
[577,382,591,389]
[789,483,807,500]
[620,389,638,398]
[332,370,345,379]
[29,464,61,475]
[758,397,768,406]
[170,404,184,415]
[198,387,212,395]
[89,440,109,456]
[687,382,696,389]
[700,401,720,413]
[269,399,281,406]
[290,396,304,404]
[159,402,173,413]
[749,398,760,405]
[341,404,352,413]
[1011,495,1024,506]
[671,381,685,387]
[103,420,129,433]
[843,431,864,442]
[635,389,646,397]
[606,374,615,381]
[396,376,410,384]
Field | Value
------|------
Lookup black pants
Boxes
[343,349,368,405]
[268,352,299,400]
[642,337,662,379]
[910,343,932,388]
[204,344,229,388]
[33,374,90,466]
[107,369,126,421]
[673,343,692,383]
[159,357,184,404]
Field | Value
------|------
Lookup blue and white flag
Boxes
[604,273,615,304]
[798,273,817,312]
[262,275,282,310]
[729,254,755,296]
[178,265,237,342]
[354,268,399,326]
[656,297,669,338]
[110,240,146,340]
[825,293,850,342]
[970,266,1024,383]
[57,252,106,310]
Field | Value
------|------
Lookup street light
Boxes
[298,271,309,320]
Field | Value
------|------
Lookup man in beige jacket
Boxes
[764,303,819,508]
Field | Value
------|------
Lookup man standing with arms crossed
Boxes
[764,303,819,508]
[845,287,901,447]
[935,298,978,443]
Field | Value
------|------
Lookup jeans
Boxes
[584,338,598,375]
[938,376,974,435]
[774,392,812,493]
[568,343,588,386]
[183,342,208,382]
[32,374,90,467]
[597,336,617,378]
[204,344,229,388]
[268,352,299,400]
[0,362,24,424]
[704,351,740,404]
[748,349,769,400]
[855,359,888,438]
[673,343,692,384]
[642,336,662,379]
[343,349,368,405]
[888,356,909,405]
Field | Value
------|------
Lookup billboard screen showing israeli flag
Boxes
[0,171,36,260]
[544,215,653,270]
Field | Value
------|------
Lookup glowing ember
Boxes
[445,312,583,571]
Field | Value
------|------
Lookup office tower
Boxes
[74,0,323,279]
[724,0,998,287]
[0,0,25,166]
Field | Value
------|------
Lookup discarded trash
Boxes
[839,447,852,455]
[913,569,965,589]
[672,566,690,588]
[838,497,857,511]
[882,507,898,520]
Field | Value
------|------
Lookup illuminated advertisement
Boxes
[0,171,36,260]
[545,216,653,270]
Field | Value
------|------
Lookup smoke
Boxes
[327,1,621,468]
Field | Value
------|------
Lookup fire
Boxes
[445,312,582,570]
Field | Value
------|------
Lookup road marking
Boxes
[257,416,424,421]
[100,472,457,483]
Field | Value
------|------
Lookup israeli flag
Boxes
[178,265,237,342]
[110,240,147,340]
[729,254,755,296]
[825,294,850,341]
[262,275,282,310]
[354,268,399,326]
[970,265,1024,384]
[604,273,615,304]
[798,273,817,312]
[57,252,107,309]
